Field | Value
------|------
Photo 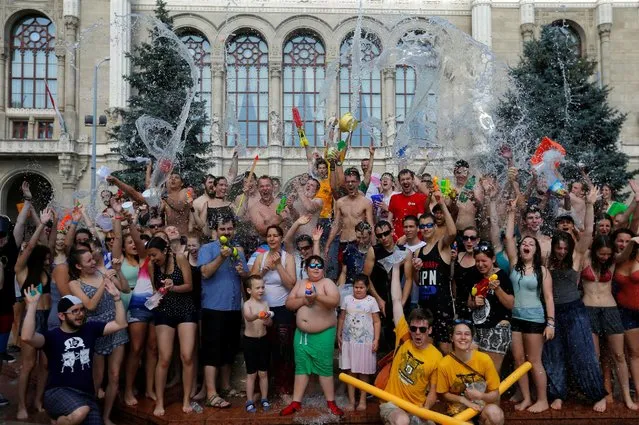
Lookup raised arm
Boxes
[283,215,311,254]
[436,192,457,246]
[13,181,33,246]
[15,209,52,276]
[362,146,375,189]
[401,250,414,306]
[106,175,146,205]
[390,262,405,327]
[504,199,518,267]
[488,194,503,253]
[325,201,342,256]
[576,187,597,255]
[20,288,45,349]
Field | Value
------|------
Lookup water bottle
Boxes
[190,401,203,413]
[144,287,168,310]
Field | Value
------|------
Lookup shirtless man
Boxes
[450,159,482,231]
[239,176,284,239]
[568,181,587,231]
[193,174,216,215]
[160,172,190,235]
[281,255,344,417]
[290,178,323,238]
[521,205,551,261]
[325,168,374,258]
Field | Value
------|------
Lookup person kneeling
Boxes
[21,281,127,425]
[436,321,504,425]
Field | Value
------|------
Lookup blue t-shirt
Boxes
[198,240,248,311]
[43,321,107,394]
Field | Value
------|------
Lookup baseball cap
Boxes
[58,295,83,313]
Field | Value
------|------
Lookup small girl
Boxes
[242,275,273,413]
[337,273,381,411]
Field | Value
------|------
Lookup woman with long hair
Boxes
[15,209,52,420]
[199,176,235,239]
[146,236,198,416]
[455,226,481,320]
[67,245,129,425]
[250,225,296,403]
[581,235,637,410]
[505,200,554,413]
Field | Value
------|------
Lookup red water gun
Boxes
[471,274,498,297]
[292,107,309,147]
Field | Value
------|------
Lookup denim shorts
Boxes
[618,306,639,331]
[128,307,154,324]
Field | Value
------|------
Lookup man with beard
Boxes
[325,168,374,262]
[386,169,429,239]
[21,281,127,425]
[239,176,284,239]
[193,174,216,215]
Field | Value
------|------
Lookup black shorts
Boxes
[243,335,269,374]
[587,306,624,336]
[153,309,198,328]
[510,318,545,334]
[43,387,101,425]
[201,309,242,367]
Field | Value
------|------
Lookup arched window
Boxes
[180,31,212,141]
[10,15,56,109]
[226,32,269,147]
[339,32,382,147]
[551,20,582,57]
[395,32,438,143]
[283,33,325,147]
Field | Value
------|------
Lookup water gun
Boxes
[258,311,275,320]
[440,178,452,197]
[218,235,239,260]
[186,187,194,204]
[276,196,288,215]
[458,176,476,203]
[305,282,315,296]
[292,107,309,147]
[471,274,498,297]
[432,177,441,192]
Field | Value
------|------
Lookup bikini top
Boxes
[580,265,612,283]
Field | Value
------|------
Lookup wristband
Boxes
[546,322,555,328]
[113,297,122,302]
[71,220,79,226]
[23,197,32,201]
[114,215,123,221]
[546,316,555,321]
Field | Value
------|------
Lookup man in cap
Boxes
[21,280,127,425]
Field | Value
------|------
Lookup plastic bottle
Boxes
[258,311,275,320]
[144,287,168,310]
[190,401,203,413]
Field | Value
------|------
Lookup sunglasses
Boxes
[307,263,323,269]
[148,224,161,229]
[105,238,114,242]
[298,245,312,251]
[463,235,478,241]
[375,229,392,238]
[409,325,429,334]
[453,319,472,326]
[419,223,435,229]
[473,243,492,253]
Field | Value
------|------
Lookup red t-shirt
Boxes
[388,192,427,238]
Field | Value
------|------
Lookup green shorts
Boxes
[294,326,336,377]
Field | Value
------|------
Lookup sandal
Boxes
[245,400,257,413]
[205,394,231,409]
[261,399,271,412]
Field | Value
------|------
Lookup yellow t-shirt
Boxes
[384,316,443,406]
[436,351,501,415]
[317,177,333,219]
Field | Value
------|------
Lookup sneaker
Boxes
[280,401,301,416]
[327,400,344,416]
[0,393,9,407]
[0,353,15,363]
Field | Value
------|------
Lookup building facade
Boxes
[0,0,637,217]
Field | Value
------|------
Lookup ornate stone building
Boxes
[0,0,637,217]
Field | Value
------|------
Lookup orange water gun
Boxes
[471,274,498,297]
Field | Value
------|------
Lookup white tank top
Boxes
[261,250,290,307]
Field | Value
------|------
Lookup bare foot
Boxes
[153,405,165,417]
[344,404,355,411]
[527,401,550,413]
[17,407,29,420]
[356,402,367,411]
[34,402,45,412]
[625,399,638,411]
[514,400,532,411]
[593,398,607,413]
[97,388,105,400]
[182,403,193,414]
[281,394,293,405]
[124,391,138,407]
[550,399,562,410]
[605,393,613,404]
[145,391,157,401]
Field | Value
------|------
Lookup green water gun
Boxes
[459,176,476,203]
[440,178,451,197]
[276,196,288,215]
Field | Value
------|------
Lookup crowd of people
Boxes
[0,141,638,425]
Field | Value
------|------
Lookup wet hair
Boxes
[597,213,613,227]
[454,159,470,170]
[74,228,93,241]
[146,236,169,253]
[265,225,284,237]
[213,176,227,186]
[403,215,419,226]
[295,234,313,246]
[258,175,273,185]
[355,221,372,233]
[246,274,263,290]
[407,307,434,327]
[419,213,436,223]
[315,158,328,168]
[204,174,216,182]
[462,226,478,235]
[473,241,495,258]
[611,227,635,241]
[398,169,414,179]
[524,205,542,219]
[353,273,369,288]
[450,320,475,339]
[243,171,257,181]
[374,220,392,232]
[214,215,236,230]
[549,231,574,270]
[381,172,394,182]
[23,244,51,292]
[514,236,544,300]
[272,177,281,185]
[344,168,361,181]
[431,204,443,214]
[68,248,93,280]
[590,235,614,273]
[304,255,324,269]
[306,178,320,191]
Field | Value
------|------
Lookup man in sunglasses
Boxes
[21,281,127,425]
[379,263,442,425]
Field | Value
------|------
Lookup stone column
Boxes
[0,47,6,110]
[471,0,493,48]
[212,63,225,131]
[596,0,613,86]
[268,63,283,176]
[210,62,225,176]
[28,116,36,139]
[64,15,79,138]
[55,47,66,113]
[269,63,282,124]
[109,0,131,108]
[519,0,535,43]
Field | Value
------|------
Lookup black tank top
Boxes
[417,244,452,307]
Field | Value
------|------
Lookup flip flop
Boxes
[205,394,231,409]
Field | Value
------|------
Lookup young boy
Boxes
[242,275,272,413]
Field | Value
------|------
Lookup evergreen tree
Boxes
[110,0,210,190]
[497,24,630,191]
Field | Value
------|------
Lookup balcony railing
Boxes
[0,137,89,156]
